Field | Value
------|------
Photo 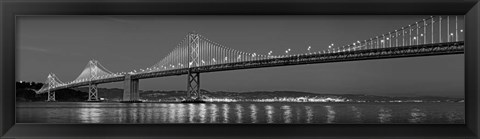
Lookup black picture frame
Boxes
[1,0,479,138]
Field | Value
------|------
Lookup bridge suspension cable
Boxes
[36,73,65,94]
[322,16,464,55]
[145,32,277,73]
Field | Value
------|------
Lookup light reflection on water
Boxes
[265,105,274,123]
[209,104,218,123]
[161,104,168,123]
[325,105,336,123]
[295,107,301,123]
[409,108,427,123]
[250,104,257,123]
[199,104,207,123]
[378,107,392,123]
[351,106,362,122]
[281,105,292,123]
[188,104,195,123]
[78,108,102,123]
[222,104,229,123]
[446,111,463,123]
[305,106,313,123]
[177,104,186,123]
[17,102,465,124]
[235,104,243,123]
[168,104,176,123]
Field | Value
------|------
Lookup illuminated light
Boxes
[450,33,454,36]
[460,29,463,32]
[420,34,424,36]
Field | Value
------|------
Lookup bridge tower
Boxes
[87,60,99,101]
[187,32,202,100]
[88,83,98,101]
[46,73,56,102]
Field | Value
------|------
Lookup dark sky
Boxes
[17,15,465,97]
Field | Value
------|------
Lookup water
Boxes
[16,102,464,124]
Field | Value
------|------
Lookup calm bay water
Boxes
[16,102,464,124]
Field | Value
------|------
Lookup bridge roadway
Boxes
[48,41,464,92]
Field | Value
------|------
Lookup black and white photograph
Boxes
[16,15,465,124]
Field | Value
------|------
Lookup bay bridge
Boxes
[35,16,465,102]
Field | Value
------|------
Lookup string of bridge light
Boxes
[198,34,270,66]
[219,16,463,60]
[320,16,464,54]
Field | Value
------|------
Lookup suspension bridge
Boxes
[35,16,465,102]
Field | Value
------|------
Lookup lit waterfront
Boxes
[17,102,464,124]
[153,97,462,103]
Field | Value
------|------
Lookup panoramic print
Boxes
[16,15,465,124]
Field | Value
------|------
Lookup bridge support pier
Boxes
[87,83,99,101]
[123,74,140,102]
[47,90,55,102]
[186,71,201,100]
